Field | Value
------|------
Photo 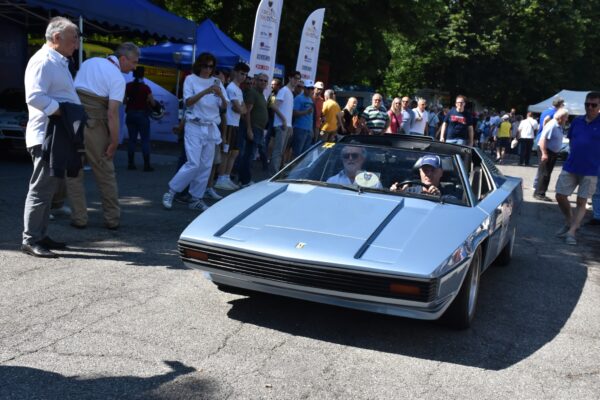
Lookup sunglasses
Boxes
[200,63,214,69]
[342,152,362,160]
[584,102,599,108]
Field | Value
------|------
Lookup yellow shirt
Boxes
[321,99,341,132]
[498,121,512,138]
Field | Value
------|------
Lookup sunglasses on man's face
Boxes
[342,152,362,160]
[584,102,599,109]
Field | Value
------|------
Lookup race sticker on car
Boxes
[322,142,335,148]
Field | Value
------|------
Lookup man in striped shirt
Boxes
[360,93,389,135]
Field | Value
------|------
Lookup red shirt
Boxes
[125,81,151,112]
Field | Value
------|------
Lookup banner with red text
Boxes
[295,8,325,82]
[249,0,284,96]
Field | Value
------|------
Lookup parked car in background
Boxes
[178,135,523,329]
[0,88,27,152]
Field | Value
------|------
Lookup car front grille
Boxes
[179,241,437,302]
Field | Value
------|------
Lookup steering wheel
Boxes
[397,180,430,189]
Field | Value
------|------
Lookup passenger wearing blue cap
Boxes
[390,154,445,196]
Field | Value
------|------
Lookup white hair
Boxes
[554,108,569,120]
[324,89,335,99]
[45,17,77,42]
[115,42,140,59]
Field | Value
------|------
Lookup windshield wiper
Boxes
[277,179,366,194]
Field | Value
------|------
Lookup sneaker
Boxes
[555,225,570,238]
[162,191,174,209]
[565,233,577,245]
[50,205,72,217]
[188,199,209,212]
[175,192,193,204]
[533,194,553,202]
[214,177,237,191]
[225,177,240,190]
[204,187,223,200]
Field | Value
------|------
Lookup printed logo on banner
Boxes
[259,31,273,38]
[259,3,278,24]
[304,55,312,62]
[256,64,270,71]
[301,66,312,72]
[257,54,271,61]
[260,42,271,51]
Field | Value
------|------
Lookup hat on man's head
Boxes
[502,114,510,120]
[314,81,324,89]
[416,154,442,169]
[303,79,315,88]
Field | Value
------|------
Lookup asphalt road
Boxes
[1,146,599,400]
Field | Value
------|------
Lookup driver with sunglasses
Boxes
[327,145,382,188]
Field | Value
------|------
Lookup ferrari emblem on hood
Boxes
[295,242,306,249]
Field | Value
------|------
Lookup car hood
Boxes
[180,182,487,278]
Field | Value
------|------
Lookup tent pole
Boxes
[78,15,83,68]
[175,69,181,99]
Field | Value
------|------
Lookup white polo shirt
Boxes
[411,108,429,134]
[74,55,126,102]
[24,44,81,147]
[273,85,294,128]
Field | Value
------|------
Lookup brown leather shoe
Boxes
[21,243,58,258]
[70,221,87,229]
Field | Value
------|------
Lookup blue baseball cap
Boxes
[417,155,442,169]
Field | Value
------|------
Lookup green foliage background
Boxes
[153,0,599,110]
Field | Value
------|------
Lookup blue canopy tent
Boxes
[140,19,284,77]
[11,0,197,42]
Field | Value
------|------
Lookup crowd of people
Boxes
[20,16,600,257]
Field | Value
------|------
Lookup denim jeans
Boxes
[238,120,265,185]
[292,127,312,158]
[126,111,151,156]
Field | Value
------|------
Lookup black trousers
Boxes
[518,138,534,165]
[534,150,558,196]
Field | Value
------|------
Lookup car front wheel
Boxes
[440,247,482,330]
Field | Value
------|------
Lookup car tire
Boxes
[440,247,482,330]
[495,226,516,267]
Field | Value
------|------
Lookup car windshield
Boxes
[274,142,468,205]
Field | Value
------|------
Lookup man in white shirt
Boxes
[67,42,139,230]
[22,16,81,258]
[517,111,539,165]
[215,62,249,190]
[269,70,300,175]
[410,98,429,135]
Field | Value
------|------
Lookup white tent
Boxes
[528,90,591,116]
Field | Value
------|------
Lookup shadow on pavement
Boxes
[223,197,589,371]
[0,361,217,399]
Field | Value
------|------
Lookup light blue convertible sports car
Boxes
[178,135,523,329]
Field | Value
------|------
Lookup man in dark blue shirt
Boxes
[440,95,474,146]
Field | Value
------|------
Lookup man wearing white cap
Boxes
[391,154,457,199]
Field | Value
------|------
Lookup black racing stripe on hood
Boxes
[214,184,288,238]
[354,199,405,259]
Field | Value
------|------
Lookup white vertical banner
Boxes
[295,8,325,82]
[249,0,284,97]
